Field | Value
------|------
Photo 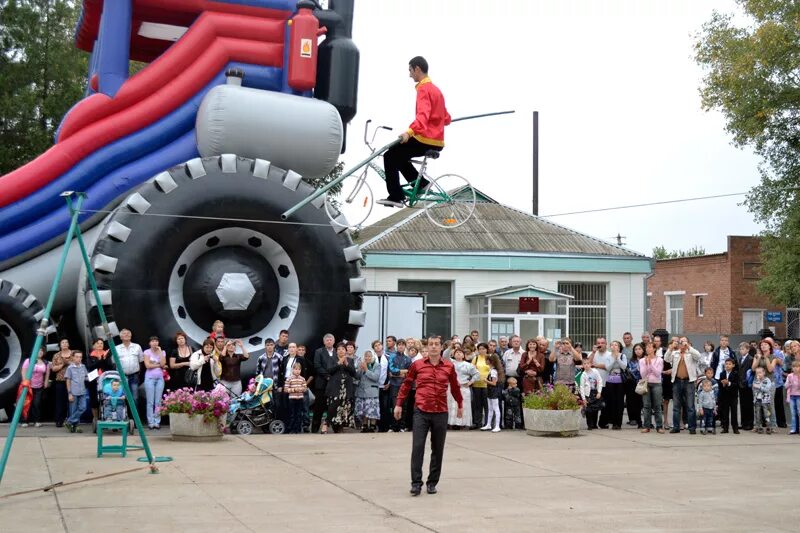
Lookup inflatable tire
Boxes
[0,280,54,413]
[85,155,364,370]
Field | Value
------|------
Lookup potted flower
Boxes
[160,387,230,441]
[522,384,582,437]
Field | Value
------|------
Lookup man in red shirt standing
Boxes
[377,56,451,208]
[394,335,463,496]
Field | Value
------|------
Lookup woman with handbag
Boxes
[189,338,219,392]
[168,332,193,391]
[625,343,645,428]
[639,342,665,433]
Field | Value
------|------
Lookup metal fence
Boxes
[789,308,799,339]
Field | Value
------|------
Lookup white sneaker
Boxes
[387,429,394,433]
[491,427,501,433]
[21,423,29,428]
[34,423,42,428]
[480,425,491,431]
[376,198,405,208]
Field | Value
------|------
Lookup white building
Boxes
[355,191,651,346]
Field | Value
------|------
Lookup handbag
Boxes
[184,367,198,385]
[635,378,649,396]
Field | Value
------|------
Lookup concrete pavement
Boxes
[1,424,798,532]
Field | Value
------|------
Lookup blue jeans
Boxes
[789,396,800,433]
[144,376,165,427]
[126,372,140,409]
[642,383,663,429]
[67,393,87,425]
[702,409,715,430]
[672,379,696,431]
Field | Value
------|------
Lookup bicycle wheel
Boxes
[325,174,374,230]
[422,174,476,228]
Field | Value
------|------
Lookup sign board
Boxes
[519,297,540,313]
[765,311,783,323]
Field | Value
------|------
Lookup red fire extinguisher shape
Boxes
[288,1,325,91]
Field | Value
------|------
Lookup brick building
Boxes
[647,236,798,340]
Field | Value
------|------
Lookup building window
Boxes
[398,280,452,338]
[789,308,800,339]
[557,282,607,348]
[645,293,651,333]
[695,295,704,318]
[666,294,684,334]
[743,262,762,280]
[491,320,515,338]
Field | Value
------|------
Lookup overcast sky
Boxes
[340,0,763,256]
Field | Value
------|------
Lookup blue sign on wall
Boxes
[766,311,783,323]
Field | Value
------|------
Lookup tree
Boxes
[0,0,88,175]
[695,0,800,303]
[652,245,706,260]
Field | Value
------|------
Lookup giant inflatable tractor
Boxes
[0,0,365,413]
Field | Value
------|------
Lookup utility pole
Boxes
[532,111,539,216]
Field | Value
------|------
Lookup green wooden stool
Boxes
[97,421,129,458]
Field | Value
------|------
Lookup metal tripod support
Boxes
[0,192,169,486]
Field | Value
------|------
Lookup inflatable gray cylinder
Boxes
[196,85,343,179]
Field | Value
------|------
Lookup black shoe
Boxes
[612,425,621,430]
[627,420,638,426]
[376,197,405,208]
[55,422,63,428]
[410,484,422,496]
[598,425,608,429]
[733,429,740,434]
[721,429,729,434]
[669,429,680,434]
[426,484,437,495]
[689,429,697,435]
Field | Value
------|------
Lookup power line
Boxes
[539,191,748,218]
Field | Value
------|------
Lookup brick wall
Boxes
[647,236,789,337]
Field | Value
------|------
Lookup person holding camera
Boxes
[664,337,702,434]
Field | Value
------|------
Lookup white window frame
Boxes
[693,293,706,318]
[398,280,454,337]
[665,292,685,334]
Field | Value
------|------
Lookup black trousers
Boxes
[383,139,440,201]
[471,387,488,428]
[378,387,391,432]
[739,386,754,429]
[603,382,625,427]
[410,409,448,487]
[312,388,328,432]
[625,380,643,426]
[389,385,405,431]
[775,386,786,427]
[719,388,739,430]
[54,381,68,425]
[288,398,304,434]
[403,388,416,430]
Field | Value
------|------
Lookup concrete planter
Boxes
[168,413,224,441]
[523,408,581,437]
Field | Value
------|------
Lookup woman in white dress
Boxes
[448,347,479,429]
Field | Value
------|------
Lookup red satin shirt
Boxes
[396,357,463,413]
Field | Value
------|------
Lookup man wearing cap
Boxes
[394,335,462,496]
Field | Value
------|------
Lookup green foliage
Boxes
[652,245,706,259]
[695,0,800,304]
[0,0,88,174]
[522,384,580,411]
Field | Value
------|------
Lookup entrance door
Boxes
[515,317,541,342]
[742,310,763,335]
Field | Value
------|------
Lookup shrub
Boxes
[523,383,580,411]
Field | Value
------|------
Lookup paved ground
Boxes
[1,424,798,533]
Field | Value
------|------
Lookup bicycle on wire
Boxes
[323,120,477,230]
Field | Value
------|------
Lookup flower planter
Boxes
[523,408,581,437]
[168,412,224,441]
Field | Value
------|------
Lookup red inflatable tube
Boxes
[0,37,281,207]
[60,12,284,141]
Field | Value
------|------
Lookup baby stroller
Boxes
[92,371,134,434]
[228,375,285,435]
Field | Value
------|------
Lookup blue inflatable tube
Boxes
[0,131,199,262]
[0,64,282,236]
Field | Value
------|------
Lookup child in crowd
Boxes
[285,363,308,434]
[785,360,800,435]
[696,367,718,430]
[103,379,126,421]
[718,358,739,434]
[752,366,773,434]
[20,347,50,428]
[64,351,88,433]
[210,320,225,339]
[579,358,604,430]
[503,377,523,429]
[481,355,501,432]
[297,344,313,432]
[697,379,717,435]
